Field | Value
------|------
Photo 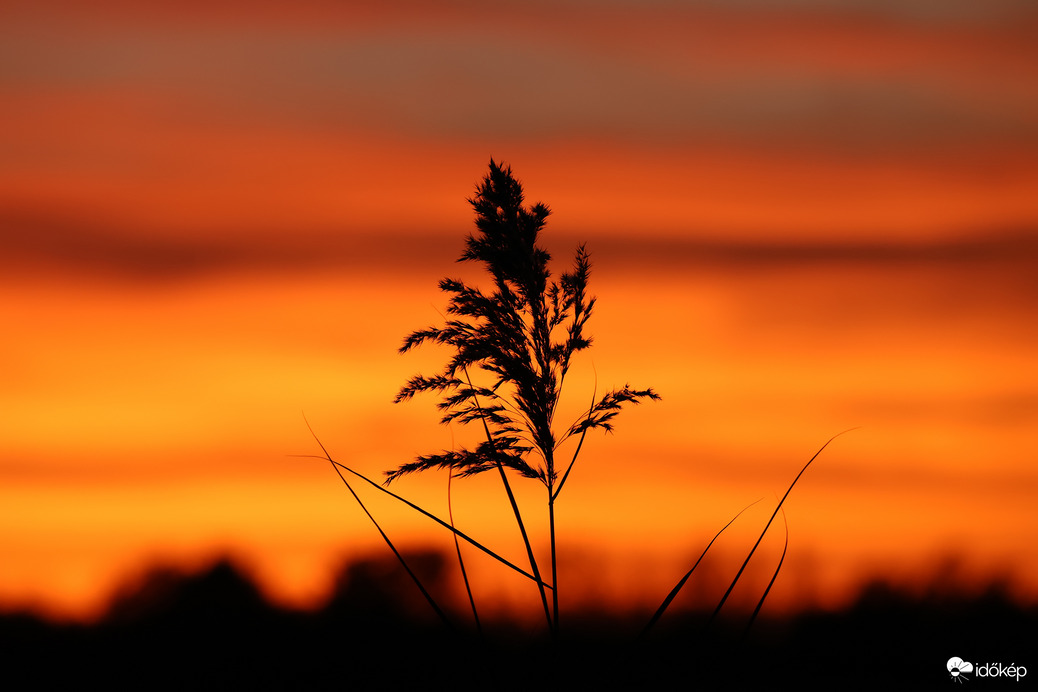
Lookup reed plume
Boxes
[389,159,659,633]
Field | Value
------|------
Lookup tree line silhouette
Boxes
[2,552,1032,688]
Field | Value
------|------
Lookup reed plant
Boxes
[306,160,847,641]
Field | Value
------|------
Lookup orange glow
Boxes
[3,259,1036,620]
[2,1,1036,622]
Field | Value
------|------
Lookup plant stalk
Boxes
[708,430,854,628]
[329,461,452,629]
[449,464,482,636]
[548,487,559,637]
[464,367,553,632]
[301,418,551,588]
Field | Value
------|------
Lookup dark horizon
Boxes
[4,550,1033,688]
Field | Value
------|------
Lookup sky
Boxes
[2,0,1037,621]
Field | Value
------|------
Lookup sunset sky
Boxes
[2,0,1037,622]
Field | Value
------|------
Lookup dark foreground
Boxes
[2,556,1034,690]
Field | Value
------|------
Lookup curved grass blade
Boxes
[708,429,856,627]
[743,506,788,640]
[639,499,761,639]
[328,461,452,629]
[461,366,554,633]
[551,383,597,503]
[448,462,482,636]
[300,417,551,590]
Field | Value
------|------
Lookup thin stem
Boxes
[328,456,548,587]
[300,418,551,588]
[552,383,597,502]
[708,429,855,628]
[640,499,761,639]
[448,463,482,636]
[743,507,788,640]
[462,367,554,632]
[328,461,452,629]
[548,487,559,636]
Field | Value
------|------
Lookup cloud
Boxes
[2,2,1035,149]
[3,205,1036,282]
[0,208,451,280]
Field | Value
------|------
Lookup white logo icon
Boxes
[948,657,974,683]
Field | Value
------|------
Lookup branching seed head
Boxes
[387,161,658,488]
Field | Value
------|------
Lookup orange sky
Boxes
[2,0,1037,622]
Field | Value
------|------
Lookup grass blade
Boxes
[328,461,452,629]
[461,366,554,634]
[743,506,788,639]
[299,417,552,590]
[639,499,761,639]
[448,462,482,636]
[551,383,597,502]
[708,429,855,627]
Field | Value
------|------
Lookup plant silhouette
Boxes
[388,160,658,634]
[304,160,848,642]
